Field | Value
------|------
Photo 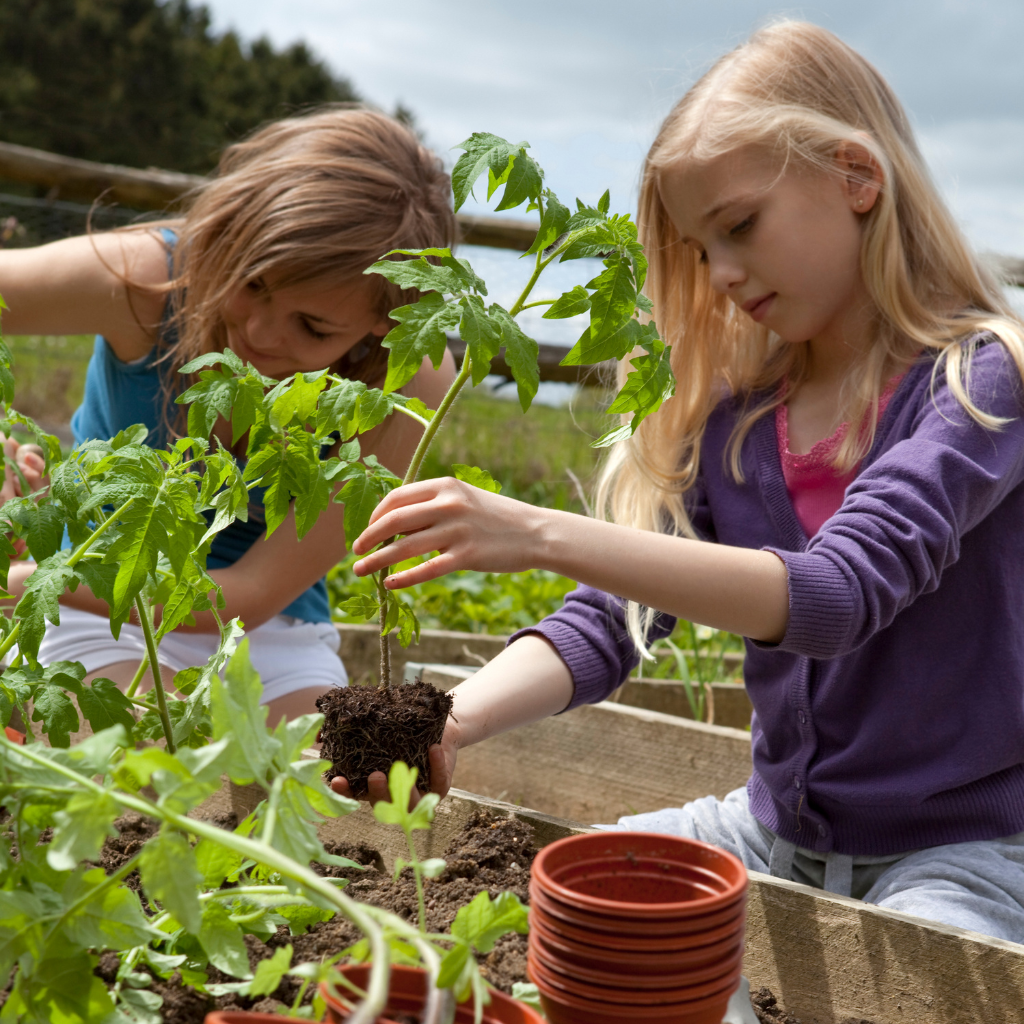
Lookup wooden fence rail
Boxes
[2,138,1020,285]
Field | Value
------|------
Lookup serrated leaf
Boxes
[436,941,472,990]
[335,593,379,620]
[451,890,529,953]
[543,285,591,320]
[487,306,539,412]
[560,316,644,367]
[452,464,502,494]
[31,683,79,747]
[195,838,244,889]
[14,552,76,660]
[494,149,543,211]
[179,348,246,376]
[525,189,571,256]
[451,133,523,212]
[248,943,292,997]
[199,901,253,979]
[365,255,466,295]
[48,791,119,870]
[139,830,203,934]
[459,295,502,385]
[272,373,327,429]
[591,423,633,448]
[587,258,638,344]
[62,867,161,950]
[315,378,366,439]
[78,676,137,736]
[381,293,461,394]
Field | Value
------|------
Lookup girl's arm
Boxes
[0,230,170,360]
[350,477,791,643]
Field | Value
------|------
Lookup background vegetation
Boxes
[0,0,380,177]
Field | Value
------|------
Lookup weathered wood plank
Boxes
[610,678,753,729]
[454,699,753,824]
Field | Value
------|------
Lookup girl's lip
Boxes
[743,293,776,322]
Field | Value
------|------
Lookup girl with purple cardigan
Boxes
[339,22,1024,940]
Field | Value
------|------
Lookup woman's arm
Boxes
[0,229,169,360]
[350,477,790,643]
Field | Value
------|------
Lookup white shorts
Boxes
[35,607,347,704]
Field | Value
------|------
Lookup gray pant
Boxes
[601,788,1024,942]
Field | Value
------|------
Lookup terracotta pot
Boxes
[531,920,744,986]
[204,1014,311,1024]
[528,950,740,1006]
[532,832,747,922]
[529,896,746,952]
[320,964,544,1024]
[530,880,745,937]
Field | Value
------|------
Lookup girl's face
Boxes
[221,272,393,378]
[658,146,874,349]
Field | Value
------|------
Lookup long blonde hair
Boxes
[152,105,456,436]
[596,20,1024,649]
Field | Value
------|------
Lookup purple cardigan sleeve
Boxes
[768,342,1024,659]
[507,482,713,710]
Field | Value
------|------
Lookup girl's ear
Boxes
[836,137,884,215]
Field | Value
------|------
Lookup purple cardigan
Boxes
[518,337,1024,855]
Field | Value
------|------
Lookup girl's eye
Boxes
[300,317,329,341]
[246,277,267,295]
[729,216,755,237]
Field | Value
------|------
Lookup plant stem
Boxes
[402,355,473,489]
[376,573,392,690]
[517,298,556,311]
[407,831,428,934]
[133,597,175,753]
[1,736,392,1024]
[0,622,20,662]
[65,496,135,569]
[125,653,150,700]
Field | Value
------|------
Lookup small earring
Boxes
[856,199,864,208]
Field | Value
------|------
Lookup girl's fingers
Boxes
[383,552,462,589]
[353,528,449,577]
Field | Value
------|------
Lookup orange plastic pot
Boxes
[529,895,746,951]
[528,950,740,1006]
[531,936,743,990]
[532,832,747,923]
[528,955,738,1024]
[531,917,744,985]
[530,880,745,937]
[320,964,544,1024]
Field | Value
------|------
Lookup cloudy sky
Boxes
[204,0,1024,346]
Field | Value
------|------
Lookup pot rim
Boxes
[532,833,747,918]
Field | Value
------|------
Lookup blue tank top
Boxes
[70,229,331,623]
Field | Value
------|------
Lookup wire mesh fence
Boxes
[0,191,158,248]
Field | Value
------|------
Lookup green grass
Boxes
[5,334,94,429]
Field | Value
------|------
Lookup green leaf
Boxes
[597,189,611,214]
[199,901,253,979]
[365,255,466,295]
[494,149,543,212]
[47,792,119,871]
[525,189,571,256]
[31,684,79,747]
[78,677,136,736]
[591,423,633,449]
[271,373,327,429]
[603,333,676,438]
[139,830,203,934]
[249,943,292,997]
[62,867,161,950]
[459,295,502,385]
[543,285,591,320]
[335,593,379,620]
[587,258,638,344]
[337,471,376,551]
[560,316,644,367]
[381,293,461,394]
[487,306,539,412]
[179,348,246,376]
[195,838,244,889]
[436,941,472,990]
[452,464,502,494]
[372,761,438,833]
[315,379,366,439]
[451,133,524,212]
[210,640,279,785]
[14,552,76,661]
[451,890,530,953]
[512,982,543,1011]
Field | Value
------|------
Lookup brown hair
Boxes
[154,104,456,436]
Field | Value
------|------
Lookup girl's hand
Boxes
[351,477,547,588]
[329,715,462,807]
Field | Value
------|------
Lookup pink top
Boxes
[776,377,903,537]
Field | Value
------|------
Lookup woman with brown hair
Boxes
[0,106,457,725]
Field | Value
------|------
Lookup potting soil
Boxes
[317,680,453,797]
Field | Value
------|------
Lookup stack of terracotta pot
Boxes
[528,831,748,1024]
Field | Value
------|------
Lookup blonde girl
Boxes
[0,107,456,726]
[341,23,1024,940]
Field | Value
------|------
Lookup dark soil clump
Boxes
[751,987,879,1024]
[317,681,453,797]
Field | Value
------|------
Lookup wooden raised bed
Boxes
[196,777,1024,1024]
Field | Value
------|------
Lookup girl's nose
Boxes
[706,250,746,295]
